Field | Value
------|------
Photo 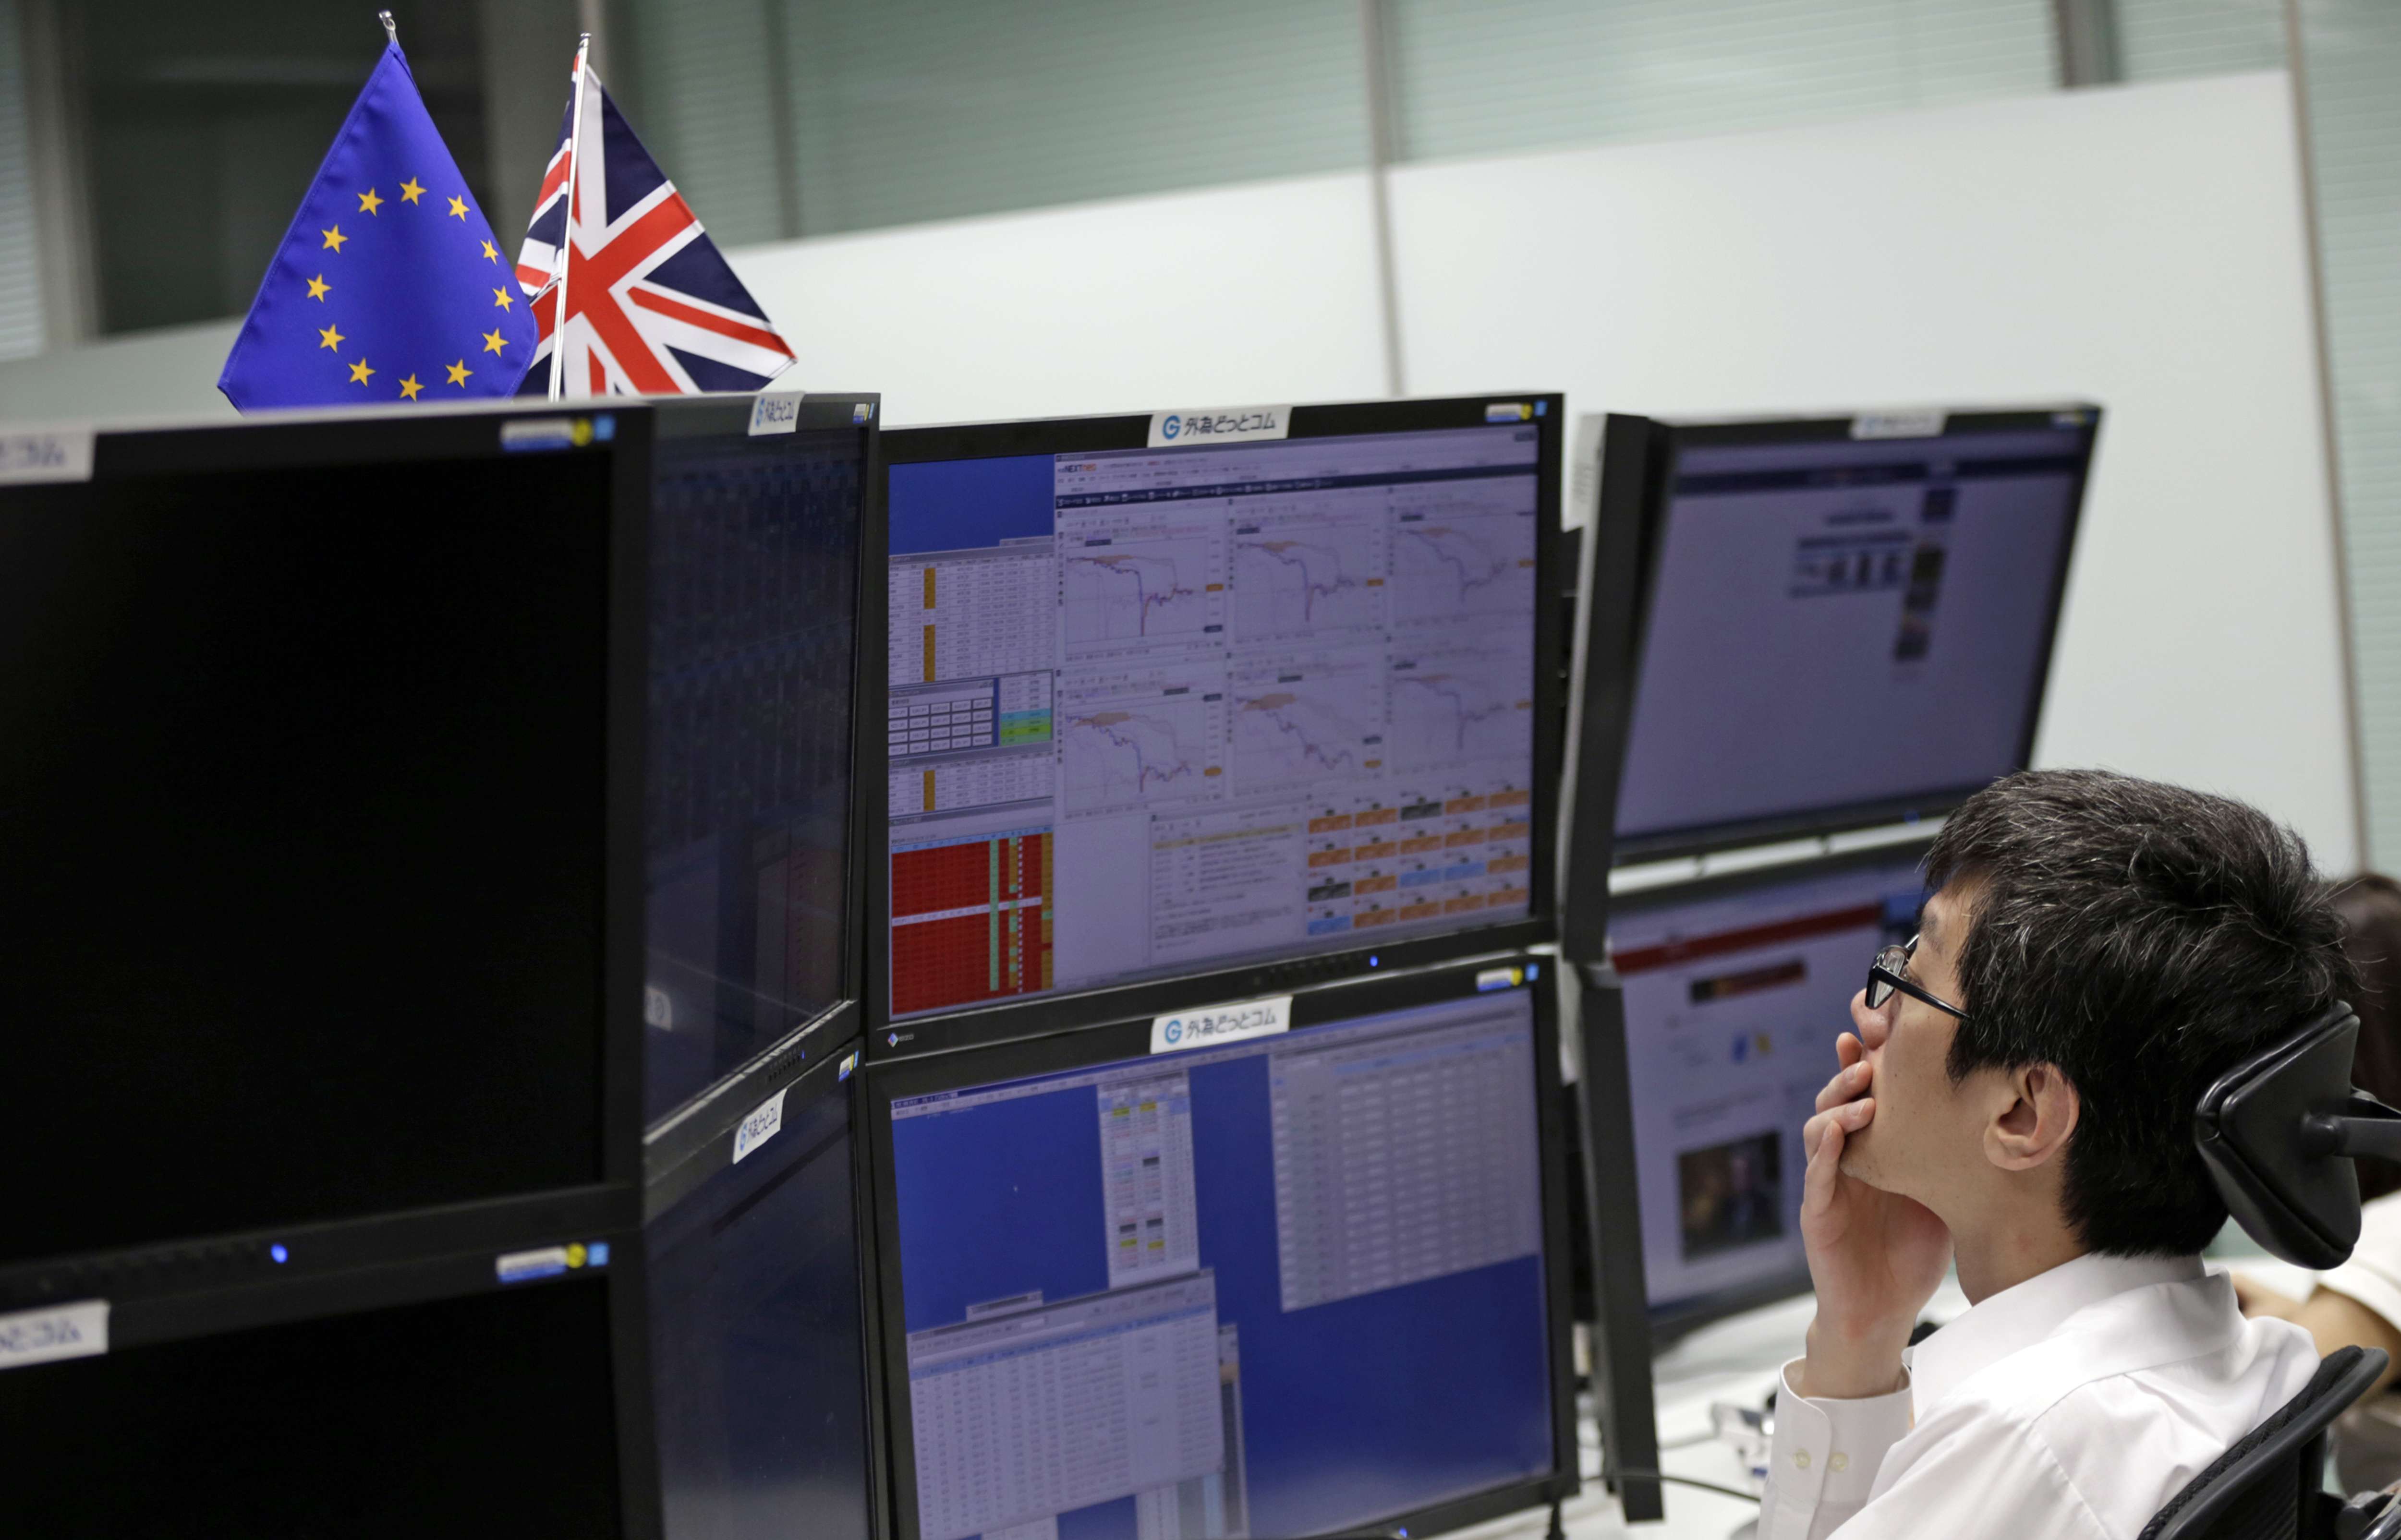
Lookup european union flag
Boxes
[219,40,539,412]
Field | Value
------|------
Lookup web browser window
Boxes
[1610,856,1928,1314]
[1616,421,2088,845]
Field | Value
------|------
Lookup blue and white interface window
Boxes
[889,989,1556,1540]
[1609,856,1926,1313]
[886,427,1541,1018]
[1615,421,2087,843]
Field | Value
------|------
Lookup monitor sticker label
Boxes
[748,392,805,436]
[732,1085,789,1163]
[1150,993,1292,1055]
[0,1300,109,1371]
[495,1246,570,1283]
[0,427,93,484]
[499,414,613,451]
[1147,406,1290,449]
[1850,411,1945,440]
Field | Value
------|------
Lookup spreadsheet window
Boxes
[886,426,1542,1019]
[1269,1016,1542,1312]
[887,987,1555,1540]
[905,1273,1226,1540]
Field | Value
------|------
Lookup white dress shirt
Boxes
[1759,1251,2319,1540]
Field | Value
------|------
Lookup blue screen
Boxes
[888,987,1556,1540]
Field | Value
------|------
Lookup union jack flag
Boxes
[515,60,793,397]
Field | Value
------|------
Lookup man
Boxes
[1763,770,2351,1538]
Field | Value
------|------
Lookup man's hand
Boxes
[1795,1011,1952,1400]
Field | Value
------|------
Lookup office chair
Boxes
[2132,1004,2401,1538]
[2340,1480,2401,1540]
[2139,1344,2386,1540]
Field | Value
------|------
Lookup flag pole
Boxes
[549,32,592,402]
[376,10,397,44]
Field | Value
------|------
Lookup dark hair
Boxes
[1925,769,2353,1256]
[2331,874,2401,1202]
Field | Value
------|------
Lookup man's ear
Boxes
[1986,1062,2079,1172]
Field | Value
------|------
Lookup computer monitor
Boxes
[0,395,877,1269]
[864,960,1577,1540]
[644,1041,876,1540]
[1605,848,1930,1337]
[0,1226,655,1535]
[641,400,879,1127]
[1602,407,2096,860]
[874,397,1564,1057]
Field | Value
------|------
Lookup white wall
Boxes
[726,170,1392,426]
[1388,70,2358,870]
[0,72,2354,867]
[0,316,239,423]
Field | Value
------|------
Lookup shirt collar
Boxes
[1909,1251,2207,1417]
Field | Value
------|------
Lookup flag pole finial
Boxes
[376,11,398,44]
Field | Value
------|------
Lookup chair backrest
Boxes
[2141,1346,2389,1540]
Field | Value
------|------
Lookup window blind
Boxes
[2296,0,2401,866]
[2115,0,2284,81]
[0,0,46,360]
[1384,0,2054,165]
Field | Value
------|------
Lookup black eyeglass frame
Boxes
[1867,936,1969,1023]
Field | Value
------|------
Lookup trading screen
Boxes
[1615,419,2089,845]
[887,987,1556,1540]
[1609,856,1927,1316]
[886,427,1541,1018]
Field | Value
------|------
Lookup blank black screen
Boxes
[0,1277,625,1536]
[0,452,614,1265]
[646,1071,870,1540]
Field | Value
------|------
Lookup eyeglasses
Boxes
[1867,936,1969,1022]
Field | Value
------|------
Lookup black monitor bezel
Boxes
[859,955,1580,1540]
[636,392,885,1156]
[0,1189,661,1534]
[1603,406,2099,866]
[49,404,652,1213]
[1601,838,1935,1344]
[867,395,1567,1062]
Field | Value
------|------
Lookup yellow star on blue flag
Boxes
[218,39,537,410]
